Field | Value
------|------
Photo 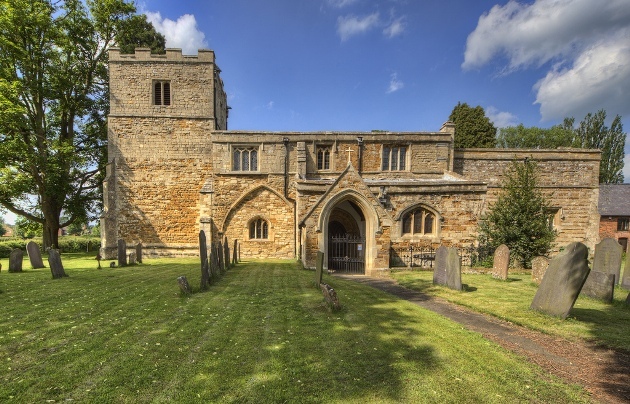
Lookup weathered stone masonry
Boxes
[102,48,601,274]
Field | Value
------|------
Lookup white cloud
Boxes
[145,12,208,55]
[337,13,380,41]
[486,106,518,128]
[534,31,630,120]
[266,101,275,110]
[386,73,404,93]
[327,0,359,8]
[463,0,630,122]
[383,17,406,38]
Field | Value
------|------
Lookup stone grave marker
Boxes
[320,283,340,311]
[492,244,510,280]
[445,247,463,291]
[531,256,549,285]
[177,276,193,295]
[315,251,324,285]
[530,242,590,319]
[433,246,448,286]
[232,239,238,264]
[217,241,225,274]
[9,249,23,273]
[581,271,615,303]
[117,239,127,267]
[26,241,45,269]
[199,231,210,289]
[621,257,630,290]
[128,252,136,265]
[136,243,143,264]
[223,237,230,270]
[626,293,630,306]
[592,238,623,285]
[48,249,68,279]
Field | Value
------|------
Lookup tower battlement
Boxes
[109,47,216,63]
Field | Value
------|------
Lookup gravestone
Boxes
[224,237,230,270]
[320,283,341,311]
[591,238,623,285]
[445,247,463,291]
[626,293,630,306]
[117,239,127,267]
[199,231,210,290]
[531,256,549,285]
[177,276,193,295]
[621,257,630,290]
[530,242,590,319]
[217,241,225,274]
[135,243,143,264]
[128,252,136,265]
[315,251,324,285]
[492,244,510,280]
[9,249,23,273]
[581,271,615,303]
[26,241,45,269]
[48,249,68,279]
[232,239,238,264]
[433,246,448,286]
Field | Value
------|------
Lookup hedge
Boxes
[0,236,101,259]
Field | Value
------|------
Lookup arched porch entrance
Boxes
[327,201,366,273]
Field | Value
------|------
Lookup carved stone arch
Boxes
[219,184,292,233]
[317,189,381,274]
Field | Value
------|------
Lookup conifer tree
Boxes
[478,158,556,268]
[449,102,497,148]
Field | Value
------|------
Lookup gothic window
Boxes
[153,80,171,105]
[249,218,268,239]
[233,146,258,171]
[618,217,630,231]
[317,146,331,170]
[402,207,436,236]
[382,146,407,171]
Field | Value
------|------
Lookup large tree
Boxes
[497,121,574,149]
[478,158,556,268]
[449,102,497,148]
[0,0,163,249]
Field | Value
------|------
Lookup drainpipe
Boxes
[283,137,290,199]
[357,136,364,174]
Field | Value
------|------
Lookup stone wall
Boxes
[454,149,601,251]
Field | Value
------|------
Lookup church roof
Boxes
[598,184,630,216]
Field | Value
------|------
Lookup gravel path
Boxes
[337,275,630,404]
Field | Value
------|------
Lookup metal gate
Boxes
[328,233,365,274]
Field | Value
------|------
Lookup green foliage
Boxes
[449,102,497,148]
[0,235,100,257]
[478,158,556,268]
[497,122,574,149]
[0,215,5,237]
[0,0,162,249]
[115,14,165,54]
[14,216,43,239]
[572,110,625,184]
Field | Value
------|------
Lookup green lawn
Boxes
[0,255,589,403]
[392,267,630,351]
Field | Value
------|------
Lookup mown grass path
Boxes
[0,257,589,403]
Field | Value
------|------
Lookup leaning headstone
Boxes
[581,271,615,303]
[626,293,630,306]
[199,231,210,290]
[128,252,136,265]
[531,256,549,285]
[530,242,590,319]
[445,247,463,291]
[492,244,510,280]
[177,276,193,295]
[433,246,448,286]
[591,238,623,285]
[9,249,23,273]
[223,237,230,270]
[135,243,143,264]
[320,283,341,311]
[48,249,68,279]
[217,241,225,274]
[315,251,324,285]
[26,241,45,269]
[117,239,127,267]
[621,257,630,290]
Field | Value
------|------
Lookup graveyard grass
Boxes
[392,265,630,351]
[0,255,589,403]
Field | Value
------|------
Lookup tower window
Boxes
[233,146,258,171]
[154,81,171,106]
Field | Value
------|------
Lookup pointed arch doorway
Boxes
[327,200,366,274]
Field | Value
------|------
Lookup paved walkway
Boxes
[337,275,630,404]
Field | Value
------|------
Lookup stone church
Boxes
[101,48,601,275]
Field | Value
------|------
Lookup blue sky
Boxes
[141,0,630,174]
